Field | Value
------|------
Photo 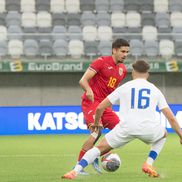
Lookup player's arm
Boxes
[93,98,112,130]
[161,107,182,144]
[79,68,96,102]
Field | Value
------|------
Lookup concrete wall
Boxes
[0,72,181,106]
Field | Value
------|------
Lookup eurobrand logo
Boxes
[10,60,23,72]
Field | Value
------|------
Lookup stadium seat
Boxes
[81,11,96,26]
[68,39,84,59]
[98,41,112,56]
[24,39,39,57]
[36,0,50,11]
[110,0,124,12]
[53,39,68,57]
[52,13,66,26]
[21,12,37,39]
[0,13,6,26]
[159,40,174,58]
[142,26,157,41]
[50,0,65,13]
[67,13,81,26]
[95,0,109,12]
[126,12,141,40]
[175,40,182,56]
[21,12,36,28]
[126,12,141,28]
[8,25,23,40]
[82,26,97,41]
[65,0,80,13]
[139,0,154,12]
[111,12,125,28]
[0,25,7,41]
[0,40,7,57]
[97,26,112,41]
[154,0,168,12]
[172,27,182,41]
[6,0,20,11]
[21,0,35,12]
[96,12,111,26]
[37,11,52,39]
[84,41,98,57]
[130,39,144,58]
[68,25,82,40]
[124,0,140,11]
[169,0,182,12]
[0,0,6,13]
[6,11,21,27]
[80,0,95,12]
[112,27,128,40]
[144,40,159,57]
[52,25,67,41]
[8,39,23,58]
[170,12,182,27]
[37,11,52,28]
[39,39,53,58]
[155,12,171,40]
[141,12,155,26]
[155,12,170,28]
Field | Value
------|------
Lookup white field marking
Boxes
[0,154,75,158]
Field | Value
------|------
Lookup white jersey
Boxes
[107,78,169,135]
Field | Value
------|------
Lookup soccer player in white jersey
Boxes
[62,60,182,179]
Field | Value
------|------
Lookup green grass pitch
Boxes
[0,134,181,182]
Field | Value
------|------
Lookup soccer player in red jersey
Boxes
[77,38,130,174]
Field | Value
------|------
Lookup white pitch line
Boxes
[0,154,75,158]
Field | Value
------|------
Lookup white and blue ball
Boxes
[101,153,121,172]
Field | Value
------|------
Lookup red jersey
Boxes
[82,56,127,102]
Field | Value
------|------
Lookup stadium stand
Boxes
[21,0,36,13]
[23,39,39,57]
[98,40,112,56]
[8,39,23,58]
[80,0,95,12]
[0,0,6,13]
[159,39,174,58]
[82,26,97,41]
[50,0,65,13]
[0,0,181,60]
[130,39,144,58]
[53,39,68,57]
[68,39,84,58]
[110,0,124,12]
[84,41,98,57]
[0,40,7,57]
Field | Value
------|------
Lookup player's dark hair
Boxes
[112,38,129,49]
[132,60,150,73]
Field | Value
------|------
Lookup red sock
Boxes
[101,150,111,156]
[77,149,86,162]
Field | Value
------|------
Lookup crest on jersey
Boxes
[119,68,123,75]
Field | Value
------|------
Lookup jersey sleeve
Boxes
[107,87,120,104]
[89,57,104,72]
[157,90,169,110]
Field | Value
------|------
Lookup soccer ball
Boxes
[101,153,121,172]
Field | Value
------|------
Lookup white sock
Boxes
[146,137,166,165]
[74,147,101,173]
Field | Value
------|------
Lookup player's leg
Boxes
[62,124,132,179]
[76,100,102,174]
[141,127,167,177]
[62,137,112,179]
[100,107,120,156]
